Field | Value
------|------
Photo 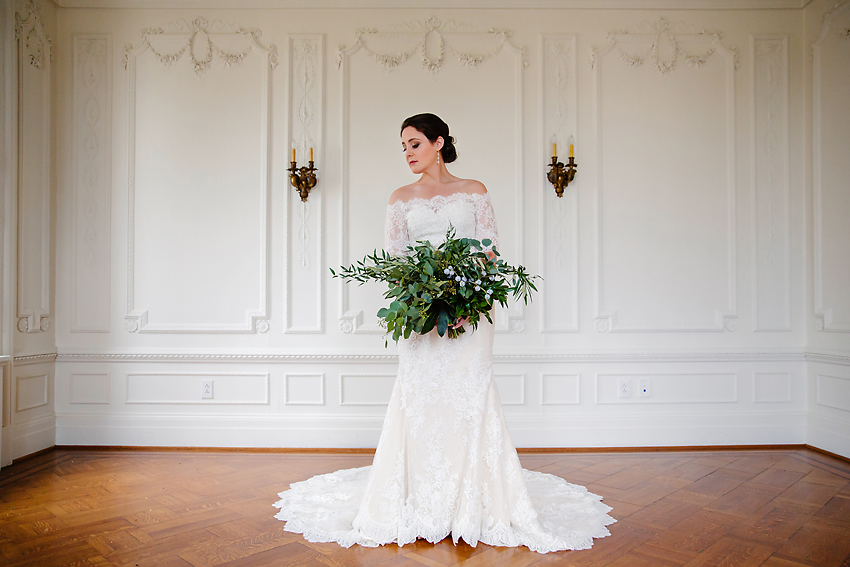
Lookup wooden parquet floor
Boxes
[1,448,849,567]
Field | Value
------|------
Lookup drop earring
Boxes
[437,151,441,165]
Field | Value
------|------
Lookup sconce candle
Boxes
[547,137,577,198]
[289,148,318,202]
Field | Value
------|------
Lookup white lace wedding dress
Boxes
[274,192,615,553]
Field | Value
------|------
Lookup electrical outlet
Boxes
[639,378,651,398]
[201,380,214,399]
[617,378,631,398]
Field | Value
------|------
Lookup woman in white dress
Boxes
[274,114,615,553]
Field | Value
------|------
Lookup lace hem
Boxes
[273,466,615,554]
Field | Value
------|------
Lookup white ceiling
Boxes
[51,0,812,10]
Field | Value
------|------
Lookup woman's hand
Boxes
[450,316,469,329]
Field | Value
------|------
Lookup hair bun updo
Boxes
[400,113,458,163]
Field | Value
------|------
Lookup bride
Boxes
[274,113,615,553]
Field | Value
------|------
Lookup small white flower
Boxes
[475,279,481,285]
[489,276,495,280]
[462,277,467,282]
[460,282,466,287]
[443,269,450,275]
[455,276,461,282]
[475,285,481,291]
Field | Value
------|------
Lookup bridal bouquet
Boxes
[331,229,539,341]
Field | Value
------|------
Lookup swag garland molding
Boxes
[122,17,278,74]
[590,17,738,75]
[337,17,528,73]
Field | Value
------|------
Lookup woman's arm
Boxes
[384,200,409,257]
[474,192,499,261]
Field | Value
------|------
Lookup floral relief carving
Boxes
[590,17,737,75]
[544,39,573,270]
[15,0,51,70]
[123,17,277,75]
[291,38,319,270]
[338,17,527,73]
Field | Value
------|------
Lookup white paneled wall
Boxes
[0,0,846,462]
[1,0,57,466]
[805,0,850,458]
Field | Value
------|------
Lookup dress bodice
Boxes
[384,192,499,256]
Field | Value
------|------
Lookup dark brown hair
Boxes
[400,113,457,163]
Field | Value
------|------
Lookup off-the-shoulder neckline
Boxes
[388,191,489,207]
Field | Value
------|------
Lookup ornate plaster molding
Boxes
[123,17,277,75]
[590,17,737,75]
[53,350,808,364]
[14,352,57,365]
[814,1,850,49]
[337,17,527,73]
[15,0,51,70]
[291,38,319,270]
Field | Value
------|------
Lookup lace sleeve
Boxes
[474,193,499,251]
[384,200,409,256]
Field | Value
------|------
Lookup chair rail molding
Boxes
[591,17,739,333]
[337,17,527,334]
[123,17,276,333]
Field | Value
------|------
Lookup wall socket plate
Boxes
[617,378,631,398]
[201,380,213,399]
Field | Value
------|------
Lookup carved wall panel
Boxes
[813,1,850,332]
[126,372,270,404]
[816,373,850,412]
[284,373,324,405]
[337,18,527,335]
[539,34,579,333]
[15,0,51,334]
[596,372,738,404]
[16,373,48,412]
[591,18,738,333]
[124,18,276,333]
[71,35,112,332]
[286,35,324,333]
[752,35,791,332]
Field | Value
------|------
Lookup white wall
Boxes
[3,0,839,458]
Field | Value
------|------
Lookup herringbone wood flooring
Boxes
[1,448,849,566]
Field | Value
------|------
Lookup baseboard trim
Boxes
[54,443,842,460]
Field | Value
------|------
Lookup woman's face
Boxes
[401,126,442,174]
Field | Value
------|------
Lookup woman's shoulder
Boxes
[388,184,418,205]
[454,178,488,195]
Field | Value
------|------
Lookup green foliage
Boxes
[330,228,540,343]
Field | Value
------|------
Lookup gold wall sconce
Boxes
[289,147,317,202]
[547,136,577,198]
